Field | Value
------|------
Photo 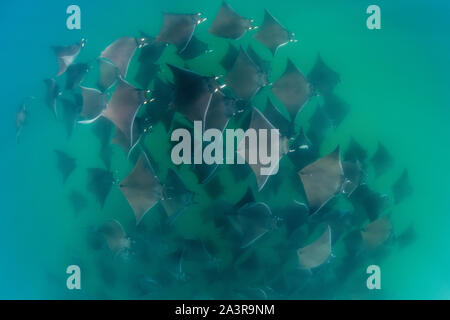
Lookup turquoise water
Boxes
[2,0,450,299]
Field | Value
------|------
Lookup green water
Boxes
[5,0,450,299]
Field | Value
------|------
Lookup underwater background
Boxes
[2,0,450,299]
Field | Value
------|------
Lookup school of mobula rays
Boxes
[16,2,415,298]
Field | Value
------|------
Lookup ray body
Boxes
[102,78,147,149]
[298,147,344,214]
[87,168,114,208]
[100,144,114,170]
[178,36,210,60]
[307,103,332,150]
[44,79,61,117]
[69,190,88,214]
[52,40,85,76]
[209,1,253,40]
[370,142,393,177]
[275,201,309,239]
[60,97,81,138]
[65,63,89,90]
[297,225,332,269]
[226,48,266,100]
[156,13,204,53]
[142,77,175,130]
[100,37,142,77]
[344,138,367,163]
[138,32,167,64]
[160,169,194,220]
[97,58,120,92]
[361,216,392,250]
[79,86,107,123]
[341,161,364,196]
[92,117,114,148]
[308,54,340,94]
[237,108,289,191]
[247,45,271,77]
[322,92,349,127]
[392,169,413,204]
[119,153,163,224]
[220,42,239,71]
[263,98,293,138]
[229,202,275,248]
[272,59,311,120]
[54,150,76,183]
[350,184,389,221]
[288,129,316,170]
[98,220,131,255]
[135,62,160,89]
[254,10,295,55]
[204,90,236,132]
[168,64,216,123]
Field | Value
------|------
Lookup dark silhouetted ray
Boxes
[307,103,332,150]
[52,39,85,76]
[308,54,340,94]
[87,168,114,208]
[247,45,271,76]
[298,147,344,214]
[234,187,255,210]
[322,92,349,127]
[97,58,119,92]
[142,78,175,130]
[272,59,311,120]
[350,184,389,221]
[396,225,416,248]
[92,117,114,148]
[370,142,393,177]
[98,220,131,255]
[237,108,289,191]
[100,37,142,77]
[156,13,205,53]
[180,240,220,277]
[344,138,367,163]
[119,153,163,225]
[288,129,316,170]
[275,201,309,238]
[161,169,194,220]
[60,97,81,138]
[209,1,253,40]
[254,10,295,55]
[103,78,147,149]
[392,169,413,204]
[168,64,217,123]
[220,42,239,71]
[138,33,167,64]
[341,161,364,196]
[361,216,392,250]
[204,90,236,132]
[100,144,114,170]
[65,63,89,90]
[178,36,210,60]
[297,225,331,269]
[263,98,293,138]
[226,48,267,100]
[135,62,160,89]
[111,125,140,155]
[69,190,87,214]
[44,79,61,117]
[79,87,107,123]
[54,150,76,183]
[229,202,276,248]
